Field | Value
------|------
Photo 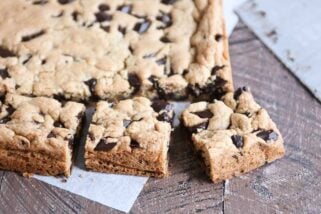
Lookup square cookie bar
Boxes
[85,97,173,177]
[0,0,232,101]
[181,87,285,183]
[0,93,85,176]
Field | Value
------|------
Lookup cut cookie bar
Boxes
[181,87,285,183]
[0,93,85,176]
[85,97,173,177]
[0,0,232,101]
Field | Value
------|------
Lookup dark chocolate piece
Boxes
[231,135,244,148]
[21,30,46,42]
[256,130,279,141]
[94,139,117,151]
[192,109,213,119]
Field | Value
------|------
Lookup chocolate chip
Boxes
[94,139,117,151]
[128,73,141,95]
[22,30,46,42]
[187,77,227,100]
[72,11,79,21]
[151,100,172,112]
[57,0,75,4]
[215,34,223,42]
[47,131,56,138]
[188,121,209,133]
[101,26,110,33]
[123,119,132,128]
[77,112,83,120]
[54,120,65,128]
[156,12,172,29]
[53,93,65,101]
[0,47,16,58]
[160,36,171,43]
[117,5,132,14]
[22,55,32,65]
[118,26,126,35]
[95,12,112,22]
[84,78,97,95]
[98,4,110,11]
[231,135,244,148]
[130,140,140,148]
[192,109,213,118]
[0,106,15,124]
[0,68,10,79]
[143,53,156,59]
[234,86,249,100]
[156,57,167,65]
[133,20,151,34]
[149,76,166,98]
[211,65,225,75]
[157,112,173,123]
[256,130,279,141]
[161,0,177,5]
[33,0,48,5]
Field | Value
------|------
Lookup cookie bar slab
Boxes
[0,0,232,101]
[85,97,173,177]
[181,87,285,183]
[0,93,85,176]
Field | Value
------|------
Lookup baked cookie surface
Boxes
[0,0,233,101]
[181,87,285,183]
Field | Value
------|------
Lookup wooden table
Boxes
[1,22,321,213]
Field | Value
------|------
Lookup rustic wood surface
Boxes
[1,22,321,214]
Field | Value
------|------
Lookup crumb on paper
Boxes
[78,174,83,178]
[286,50,295,62]
[22,172,33,178]
[258,10,266,17]
[61,178,68,183]
[266,29,278,43]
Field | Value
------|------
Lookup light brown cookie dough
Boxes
[0,0,233,101]
[85,97,174,177]
[0,93,85,176]
[181,87,285,183]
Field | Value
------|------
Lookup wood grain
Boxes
[0,22,320,213]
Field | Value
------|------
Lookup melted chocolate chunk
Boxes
[188,77,227,100]
[211,65,225,75]
[68,137,74,150]
[161,0,177,5]
[234,86,249,100]
[192,109,213,118]
[94,139,117,151]
[117,5,132,14]
[123,119,132,128]
[0,68,10,79]
[231,135,244,148]
[58,0,75,5]
[84,78,97,94]
[98,4,110,11]
[188,121,209,133]
[0,47,16,58]
[133,20,151,34]
[128,73,141,95]
[160,36,171,43]
[256,130,279,141]
[149,76,166,98]
[0,106,15,124]
[151,100,172,112]
[22,30,46,42]
[95,12,112,22]
[130,140,140,148]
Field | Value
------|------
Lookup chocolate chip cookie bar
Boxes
[0,93,85,176]
[181,87,285,183]
[0,0,232,101]
[85,97,173,177]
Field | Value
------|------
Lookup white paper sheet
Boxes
[33,2,243,213]
[237,0,321,102]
